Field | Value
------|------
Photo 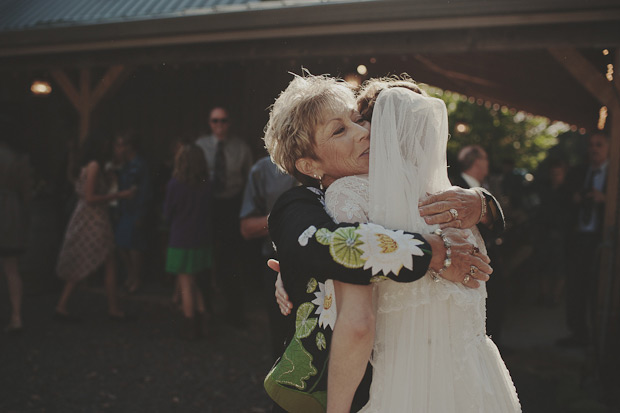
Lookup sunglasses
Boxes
[210,118,229,124]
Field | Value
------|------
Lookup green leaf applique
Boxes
[315,228,334,245]
[273,337,318,390]
[296,302,318,339]
[329,227,365,268]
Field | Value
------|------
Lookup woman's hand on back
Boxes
[442,228,491,288]
[418,187,482,230]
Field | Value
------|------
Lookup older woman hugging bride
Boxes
[263,73,519,412]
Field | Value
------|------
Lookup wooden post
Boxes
[548,47,620,362]
[51,65,128,142]
[605,49,620,361]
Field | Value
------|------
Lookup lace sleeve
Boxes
[325,175,370,224]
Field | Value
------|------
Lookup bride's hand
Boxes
[268,259,293,316]
[418,187,484,229]
[434,229,492,289]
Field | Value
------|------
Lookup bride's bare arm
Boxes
[325,177,375,413]
[328,282,374,413]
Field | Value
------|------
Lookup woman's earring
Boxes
[313,174,324,191]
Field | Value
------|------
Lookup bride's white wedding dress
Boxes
[324,88,521,412]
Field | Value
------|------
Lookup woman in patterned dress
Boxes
[55,132,135,320]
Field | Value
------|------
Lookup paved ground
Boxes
[2,270,619,412]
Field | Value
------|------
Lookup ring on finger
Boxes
[449,208,458,220]
[463,274,471,284]
[470,265,477,276]
[472,246,480,255]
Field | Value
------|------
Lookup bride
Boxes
[324,82,521,412]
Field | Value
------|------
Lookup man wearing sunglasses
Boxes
[196,106,254,327]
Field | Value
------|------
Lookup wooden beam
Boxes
[78,69,92,141]
[615,49,620,96]
[90,65,125,110]
[51,66,130,141]
[548,48,620,108]
[3,21,618,73]
[50,69,81,112]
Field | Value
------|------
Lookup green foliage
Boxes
[423,87,570,173]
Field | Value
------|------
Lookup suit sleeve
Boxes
[269,186,432,290]
[477,187,505,238]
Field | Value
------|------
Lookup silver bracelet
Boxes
[429,229,451,282]
[474,188,487,223]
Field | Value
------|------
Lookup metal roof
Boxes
[0,0,271,32]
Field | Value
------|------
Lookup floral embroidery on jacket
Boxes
[300,223,428,276]
[357,223,426,275]
[311,280,337,330]
[298,225,317,246]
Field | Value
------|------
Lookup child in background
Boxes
[164,143,212,339]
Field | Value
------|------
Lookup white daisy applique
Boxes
[356,223,425,276]
[298,225,317,246]
[311,280,337,330]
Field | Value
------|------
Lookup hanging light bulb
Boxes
[31,80,52,95]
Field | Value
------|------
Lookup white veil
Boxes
[362,88,518,413]
[368,87,451,233]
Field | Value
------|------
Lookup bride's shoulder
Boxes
[327,174,369,193]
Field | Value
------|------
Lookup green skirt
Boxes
[166,245,212,275]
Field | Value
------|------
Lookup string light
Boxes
[603,49,609,55]
[606,64,614,81]
[598,106,608,130]
[356,65,368,76]
[455,122,469,133]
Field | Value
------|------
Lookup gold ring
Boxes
[449,208,458,220]
[463,274,471,284]
[470,265,477,276]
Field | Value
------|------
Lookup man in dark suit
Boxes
[450,145,507,346]
[558,133,610,347]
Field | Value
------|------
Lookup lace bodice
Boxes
[325,173,486,318]
[325,175,370,224]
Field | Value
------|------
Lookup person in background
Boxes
[533,158,571,307]
[152,137,186,307]
[196,106,253,327]
[558,133,610,347]
[0,120,31,333]
[239,155,297,360]
[164,143,213,340]
[114,133,152,294]
[55,132,134,320]
[451,145,507,347]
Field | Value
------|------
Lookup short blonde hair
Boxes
[263,73,356,186]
